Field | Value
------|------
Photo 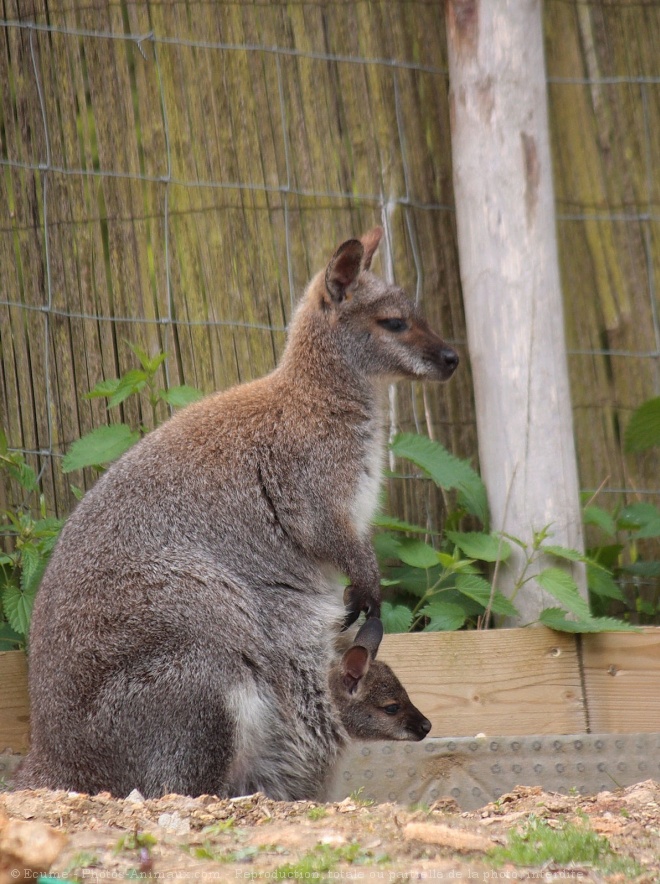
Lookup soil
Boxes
[1,779,660,883]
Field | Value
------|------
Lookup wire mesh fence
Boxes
[0,1,658,546]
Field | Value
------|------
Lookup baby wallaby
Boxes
[331,618,431,743]
[16,226,457,801]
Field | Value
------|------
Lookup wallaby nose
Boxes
[442,347,459,373]
[420,717,432,735]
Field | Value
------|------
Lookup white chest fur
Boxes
[350,421,385,537]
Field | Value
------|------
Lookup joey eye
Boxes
[382,704,400,716]
[378,318,408,333]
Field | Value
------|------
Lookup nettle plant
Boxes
[376,433,653,634]
[0,344,202,648]
[62,342,203,474]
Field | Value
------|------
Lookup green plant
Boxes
[114,830,158,853]
[201,817,236,836]
[61,850,100,878]
[0,346,203,646]
[62,341,203,474]
[376,433,642,634]
[0,432,64,649]
[348,786,375,806]
[491,815,642,876]
[583,498,660,624]
[272,842,386,879]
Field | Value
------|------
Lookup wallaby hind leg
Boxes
[18,649,238,799]
[89,651,240,798]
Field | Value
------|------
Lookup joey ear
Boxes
[325,239,364,305]
[360,226,383,271]
[341,645,370,695]
[353,617,384,659]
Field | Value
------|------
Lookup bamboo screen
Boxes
[0,1,658,550]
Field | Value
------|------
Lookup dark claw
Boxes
[342,584,381,630]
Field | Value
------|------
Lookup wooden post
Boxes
[445,0,587,621]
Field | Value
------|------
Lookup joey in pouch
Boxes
[17,227,457,800]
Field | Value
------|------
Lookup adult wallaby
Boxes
[16,226,457,800]
[330,618,431,743]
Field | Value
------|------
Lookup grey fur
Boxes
[15,227,456,800]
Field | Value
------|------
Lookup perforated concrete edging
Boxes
[325,733,660,810]
[2,734,658,810]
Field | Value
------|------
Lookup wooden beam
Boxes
[380,628,586,737]
[581,629,660,734]
[0,652,29,753]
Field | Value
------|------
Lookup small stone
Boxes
[157,811,190,835]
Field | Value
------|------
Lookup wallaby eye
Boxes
[378,318,408,333]
[382,703,400,716]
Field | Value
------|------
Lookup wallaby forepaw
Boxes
[343,584,381,629]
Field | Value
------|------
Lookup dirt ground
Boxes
[1,779,659,883]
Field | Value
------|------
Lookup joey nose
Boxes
[420,717,432,735]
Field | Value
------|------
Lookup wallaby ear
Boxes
[325,239,364,305]
[353,617,384,659]
[341,645,370,695]
[360,226,383,271]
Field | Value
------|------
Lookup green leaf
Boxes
[535,568,591,620]
[391,433,489,526]
[543,545,606,570]
[62,424,140,472]
[539,607,641,633]
[373,532,404,562]
[6,460,38,493]
[0,620,23,651]
[455,573,520,618]
[31,516,65,540]
[381,601,413,634]
[420,600,466,632]
[621,560,660,578]
[586,565,625,602]
[617,503,660,531]
[624,396,660,452]
[84,377,122,400]
[372,513,437,535]
[386,563,446,599]
[446,531,511,563]
[107,370,148,408]
[635,518,660,540]
[397,538,439,569]
[159,385,204,408]
[19,544,48,595]
[126,341,167,375]
[582,506,617,537]
[1,583,32,637]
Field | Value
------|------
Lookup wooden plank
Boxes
[0,652,29,753]
[581,628,660,734]
[379,627,586,737]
